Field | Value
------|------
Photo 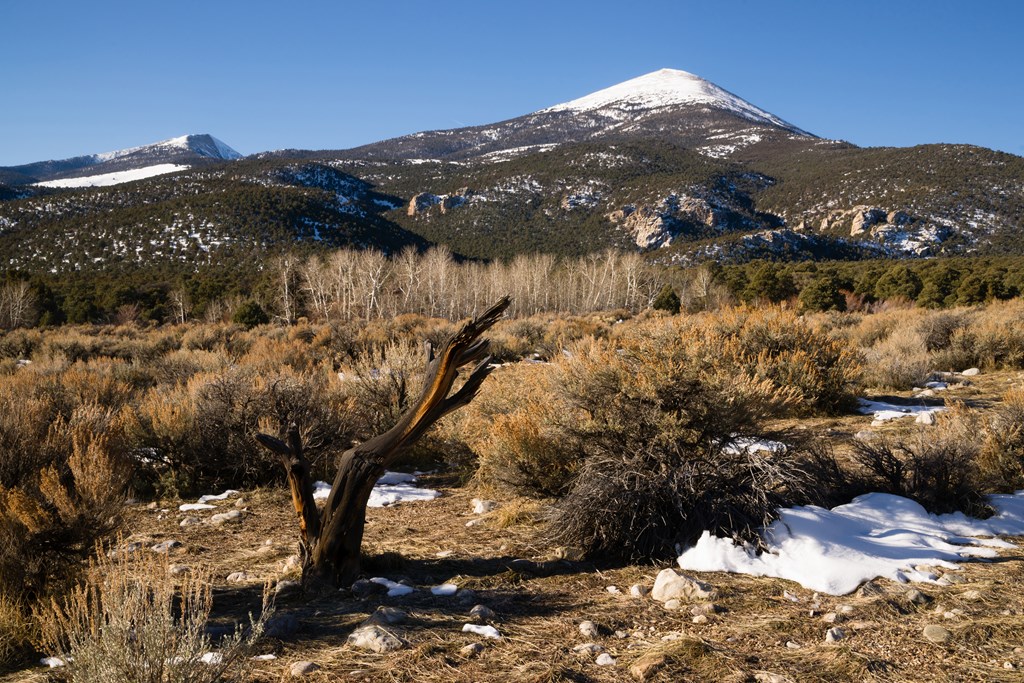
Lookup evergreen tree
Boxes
[652,284,681,314]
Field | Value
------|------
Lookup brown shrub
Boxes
[849,405,990,517]
[456,362,577,496]
[978,388,1024,491]
[36,549,269,683]
[861,326,933,390]
[549,334,826,561]
[0,416,130,601]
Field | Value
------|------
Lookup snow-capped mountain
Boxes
[332,68,818,162]
[0,134,241,186]
[540,68,805,134]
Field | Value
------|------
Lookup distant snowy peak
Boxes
[95,134,241,162]
[542,68,806,134]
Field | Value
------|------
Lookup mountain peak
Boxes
[541,68,803,133]
[95,134,241,162]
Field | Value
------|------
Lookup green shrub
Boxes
[652,284,681,314]
[231,301,269,329]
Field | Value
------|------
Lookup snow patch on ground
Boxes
[857,398,946,423]
[36,164,190,188]
[312,471,439,507]
[677,491,1024,595]
[369,577,414,597]
[462,623,502,639]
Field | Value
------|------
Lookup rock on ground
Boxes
[347,624,405,652]
[923,624,953,644]
[651,568,717,602]
[630,652,666,680]
[210,510,244,525]
[469,604,496,623]
[289,661,320,677]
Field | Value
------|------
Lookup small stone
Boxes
[465,518,484,528]
[146,501,158,510]
[691,603,719,616]
[786,641,801,649]
[179,516,202,527]
[351,579,385,598]
[754,674,794,683]
[961,368,980,376]
[854,430,875,441]
[837,604,854,614]
[691,615,708,624]
[289,661,320,677]
[606,585,622,594]
[629,584,650,598]
[226,571,251,583]
[663,599,683,611]
[630,653,667,681]
[942,573,968,585]
[265,613,300,638]
[849,620,879,631]
[151,540,181,553]
[573,643,602,655]
[961,590,983,602]
[234,498,246,508]
[469,604,496,623]
[916,411,937,426]
[275,580,302,599]
[923,625,953,644]
[651,569,717,602]
[825,627,845,643]
[822,612,840,624]
[858,580,885,597]
[210,510,243,525]
[365,606,407,625]
[906,589,931,605]
[471,498,497,514]
[595,653,616,666]
[168,564,190,576]
[917,389,936,398]
[455,588,477,606]
[460,642,484,657]
[347,624,405,652]
[615,630,629,639]
[579,620,600,638]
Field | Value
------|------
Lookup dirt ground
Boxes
[8,373,1024,682]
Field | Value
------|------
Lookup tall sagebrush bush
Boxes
[549,333,827,562]
[36,549,270,683]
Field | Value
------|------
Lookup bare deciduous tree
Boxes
[256,296,511,591]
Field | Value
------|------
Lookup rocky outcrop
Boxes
[407,193,441,216]
[409,188,473,216]
[607,194,730,249]
[621,206,675,249]
[850,207,888,236]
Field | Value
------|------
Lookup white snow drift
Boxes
[678,491,1024,595]
[312,471,439,507]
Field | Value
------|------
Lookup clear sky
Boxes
[2,0,1021,166]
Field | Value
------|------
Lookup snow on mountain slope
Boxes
[542,68,805,134]
[35,163,191,188]
[95,134,241,162]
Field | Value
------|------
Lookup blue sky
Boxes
[2,0,1021,165]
